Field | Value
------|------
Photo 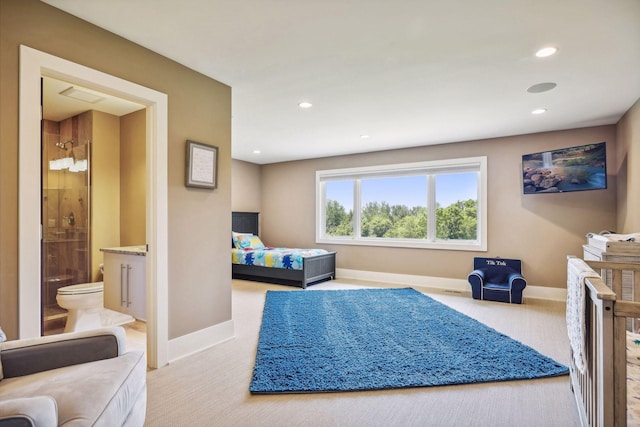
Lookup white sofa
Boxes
[0,327,146,426]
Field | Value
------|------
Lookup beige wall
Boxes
[616,97,640,233]
[231,159,262,216]
[0,0,231,339]
[120,109,146,246]
[91,111,122,281]
[260,126,618,288]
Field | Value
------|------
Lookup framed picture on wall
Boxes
[185,140,218,189]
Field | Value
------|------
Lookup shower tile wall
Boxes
[42,113,91,314]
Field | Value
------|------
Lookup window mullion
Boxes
[353,179,361,238]
[427,174,436,241]
[476,170,482,244]
[319,181,327,238]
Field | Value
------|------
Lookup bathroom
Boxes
[42,76,147,345]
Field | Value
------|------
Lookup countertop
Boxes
[100,245,147,256]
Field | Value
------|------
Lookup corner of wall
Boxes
[231,159,262,213]
[616,97,640,233]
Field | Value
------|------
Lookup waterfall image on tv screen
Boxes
[522,142,607,194]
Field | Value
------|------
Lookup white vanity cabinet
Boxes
[101,247,146,321]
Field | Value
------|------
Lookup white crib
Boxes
[567,257,640,426]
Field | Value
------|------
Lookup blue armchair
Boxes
[467,257,527,304]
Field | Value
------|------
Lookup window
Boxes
[316,157,487,251]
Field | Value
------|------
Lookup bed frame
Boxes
[568,256,640,426]
[231,212,336,289]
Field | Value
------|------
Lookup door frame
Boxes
[19,45,169,368]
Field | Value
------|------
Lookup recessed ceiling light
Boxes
[527,82,557,93]
[360,134,370,140]
[298,101,313,109]
[59,86,105,104]
[531,108,547,115]
[253,149,261,154]
[535,47,558,58]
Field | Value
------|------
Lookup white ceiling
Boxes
[42,0,640,165]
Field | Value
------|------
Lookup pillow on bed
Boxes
[234,233,266,250]
[232,231,252,249]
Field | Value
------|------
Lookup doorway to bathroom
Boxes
[20,46,169,368]
[41,77,147,335]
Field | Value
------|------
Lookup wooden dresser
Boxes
[583,234,640,330]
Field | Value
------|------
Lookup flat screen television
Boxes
[522,141,607,194]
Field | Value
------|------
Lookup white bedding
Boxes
[566,257,599,373]
[591,232,640,243]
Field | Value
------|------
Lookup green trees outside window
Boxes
[325,199,477,240]
[325,199,354,236]
[317,157,486,250]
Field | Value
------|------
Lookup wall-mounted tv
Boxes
[522,141,607,194]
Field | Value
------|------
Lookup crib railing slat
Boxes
[613,315,627,427]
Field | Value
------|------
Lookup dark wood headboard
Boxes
[232,212,259,236]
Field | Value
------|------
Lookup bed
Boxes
[231,212,336,289]
[567,256,640,426]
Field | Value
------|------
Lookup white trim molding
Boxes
[168,320,235,363]
[316,157,488,251]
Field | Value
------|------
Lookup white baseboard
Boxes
[336,268,567,302]
[523,285,567,302]
[167,320,235,363]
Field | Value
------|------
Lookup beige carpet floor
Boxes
[144,279,580,427]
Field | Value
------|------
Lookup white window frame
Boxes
[316,157,487,251]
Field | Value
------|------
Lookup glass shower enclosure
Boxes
[41,117,91,334]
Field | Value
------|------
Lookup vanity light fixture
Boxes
[531,108,547,115]
[298,101,313,109]
[68,159,88,173]
[49,159,63,171]
[535,47,558,58]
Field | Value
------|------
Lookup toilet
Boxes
[56,282,104,333]
[56,281,136,333]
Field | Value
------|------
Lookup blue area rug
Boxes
[250,288,568,394]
